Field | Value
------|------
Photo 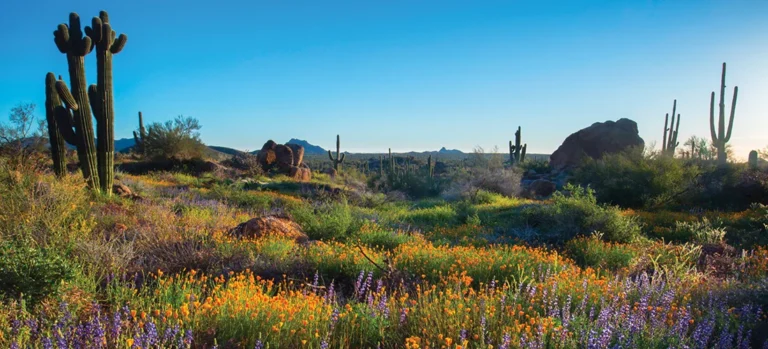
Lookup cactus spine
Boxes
[133,111,146,154]
[662,100,681,156]
[749,150,758,169]
[328,134,346,171]
[54,13,100,190]
[45,73,67,177]
[709,63,738,165]
[85,11,126,194]
[509,126,527,165]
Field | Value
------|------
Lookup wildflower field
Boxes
[2,162,768,349]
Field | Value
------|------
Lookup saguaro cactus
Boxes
[45,73,67,177]
[378,154,383,177]
[709,63,738,165]
[509,126,527,165]
[328,134,346,171]
[427,155,434,178]
[749,150,758,169]
[132,111,146,154]
[662,100,681,156]
[86,10,127,194]
[54,12,99,190]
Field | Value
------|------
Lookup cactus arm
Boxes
[45,73,67,177]
[709,92,718,144]
[340,152,346,163]
[662,113,669,152]
[724,86,737,143]
[328,150,334,162]
[54,106,78,145]
[55,80,79,110]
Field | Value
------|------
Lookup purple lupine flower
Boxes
[313,271,320,289]
[41,337,54,349]
[111,309,122,342]
[325,281,336,304]
[459,329,468,344]
[10,342,19,349]
[354,271,365,296]
[254,339,264,349]
[399,307,407,326]
[498,333,511,349]
[715,327,733,349]
[692,317,716,349]
[330,307,340,331]
[320,339,330,349]
[184,329,194,348]
[480,315,488,344]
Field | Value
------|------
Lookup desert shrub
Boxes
[0,165,93,248]
[519,158,551,175]
[353,226,414,251]
[222,152,264,178]
[683,164,768,211]
[289,199,363,241]
[141,115,207,161]
[564,233,638,272]
[520,184,641,243]
[0,240,74,305]
[672,219,726,245]
[0,103,50,173]
[572,148,699,209]
[443,168,522,201]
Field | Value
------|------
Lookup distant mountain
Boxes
[438,147,464,155]
[285,139,326,155]
[208,146,246,156]
[115,138,136,153]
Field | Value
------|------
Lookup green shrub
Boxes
[683,165,768,211]
[142,116,207,161]
[290,200,363,241]
[353,228,414,251]
[0,240,74,305]
[564,233,637,272]
[520,184,641,243]
[572,149,699,209]
[672,219,726,245]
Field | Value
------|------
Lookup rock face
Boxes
[550,118,644,171]
[290,166,312,181]
[228,215,309,244]
[286,143,305,166]
[257,140,312,181]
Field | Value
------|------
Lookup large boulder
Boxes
[289,166,312,181]
[274,144,294,172]
[550,118,644,171]
[228,214,309,244]
[257,140,278,170]
[286,143,305,166]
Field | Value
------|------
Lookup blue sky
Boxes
[1,0,766,156]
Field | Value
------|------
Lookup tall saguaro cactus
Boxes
[44,73,67,177]
[662,100,681,156]
[328,134,346,171]
[86,10,127,194]
[709,63,738,165]
[509,126,527,165]
[53,13,99,190]
[132,111,146,155]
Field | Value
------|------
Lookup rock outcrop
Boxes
[257,140,312,181]
[550,118,644,171]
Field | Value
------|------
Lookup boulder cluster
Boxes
[256,140,312,181]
